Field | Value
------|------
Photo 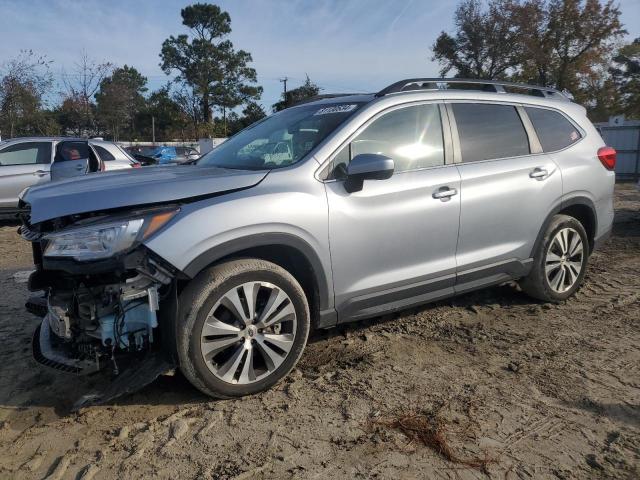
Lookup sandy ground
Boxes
[0,185,638,480]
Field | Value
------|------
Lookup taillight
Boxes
[597,146,616,170]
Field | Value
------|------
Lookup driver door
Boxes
[51,140,99,181]
[324,103,461,322]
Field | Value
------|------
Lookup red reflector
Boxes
[132,162,142,168]
[597,146,616,170]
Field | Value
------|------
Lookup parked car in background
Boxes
[127,145,200,165]
[19,78,615,404]
[123,146,158,166]
[90,139,141,171]
[0,138,102,214]
[0,137,139,215]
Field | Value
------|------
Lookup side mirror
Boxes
[344,153,394,193]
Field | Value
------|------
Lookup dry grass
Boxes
[371,405,497,474]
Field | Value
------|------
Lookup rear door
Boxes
[450,102,562,291]
[0,141,52,209]
[51,140,98,181]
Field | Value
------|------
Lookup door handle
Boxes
[75,164,85,171]
[432,187,458,200]
[529,167,549,180]
[33,170,49,177]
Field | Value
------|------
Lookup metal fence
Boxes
[597,124,640,181]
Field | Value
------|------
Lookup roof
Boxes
[0,137,119,146]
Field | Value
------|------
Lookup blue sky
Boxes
[1,0,639,111]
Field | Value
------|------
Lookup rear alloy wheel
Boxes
[520,214,589,302]
[176,259,310,399]
[544,227,584,294]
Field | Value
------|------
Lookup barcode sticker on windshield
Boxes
[313,104,358,116]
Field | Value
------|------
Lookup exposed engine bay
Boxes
[21,209,179,408]
[38,275,163,374]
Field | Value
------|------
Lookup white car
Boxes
[88,139,141,171]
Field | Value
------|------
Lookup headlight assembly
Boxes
[43,210,178,261]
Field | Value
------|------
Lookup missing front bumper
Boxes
[32,319,97,375]
[32,318,176,409]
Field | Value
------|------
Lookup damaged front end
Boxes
[21,206,180,407]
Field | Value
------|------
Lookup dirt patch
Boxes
[0,185,639,479]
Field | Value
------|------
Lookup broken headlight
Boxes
[43,210,177,261]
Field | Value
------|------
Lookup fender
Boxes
[530,195,597,258]
[182,232,332,313]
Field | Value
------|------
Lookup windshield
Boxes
[197,102,364,170]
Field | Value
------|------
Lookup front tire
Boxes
[520,214,589,302]
[176,259,310,399]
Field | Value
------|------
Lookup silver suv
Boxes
[0,137,139,215]
[20,79,615,403]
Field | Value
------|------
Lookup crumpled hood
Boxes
[23,165,268,224]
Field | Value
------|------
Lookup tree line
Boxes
[1,1,638,143]
[433,0,639,120]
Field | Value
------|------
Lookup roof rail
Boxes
[292,93,365,107]
[375,78,572,101]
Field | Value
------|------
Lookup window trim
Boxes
[445,100,537,164]
[316,100,453,182]
[520,105,585,154]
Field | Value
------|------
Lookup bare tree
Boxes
[60,50,112,135]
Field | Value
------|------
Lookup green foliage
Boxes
[272,76,321,112]
[0,50,54,137]
[95,65,148,140]
[432,0,523,79]
[610,38,640,118]
[136,85,189,141]
[432,0,625,90]
[160,3,262,124]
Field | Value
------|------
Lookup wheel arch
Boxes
[181,233,333,327]
[531,196,597,257]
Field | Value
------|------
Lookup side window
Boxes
[328,103,445,179]
[525,107,581,152]
[0,142,51,166]
[452,103,530,162]
[94,145,116,161]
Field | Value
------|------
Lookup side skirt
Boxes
[331,258,533,327]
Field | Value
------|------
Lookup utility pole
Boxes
[279,77,288,107]
[152,116,156,144]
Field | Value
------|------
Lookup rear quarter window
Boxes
[94,145,116,161]
[452,103,530,162]
[524,107,582,152]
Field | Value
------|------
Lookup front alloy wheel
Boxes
[176,259,310,399]
[200,281,297,385]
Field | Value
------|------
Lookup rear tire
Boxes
[176,259,310,399]
[520,214,589,302]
